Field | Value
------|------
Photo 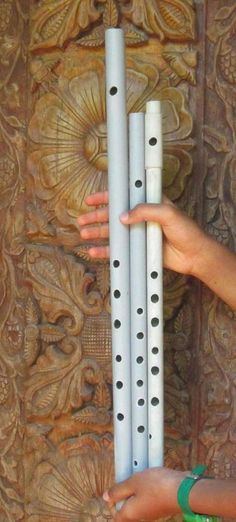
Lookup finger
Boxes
[85,190,109,206]
[77,207,109,226]
[80,224,109,240]
[104,478,135,506]
[88,246,110,258]
[108,505,117,520]
[115,496,140,522]
[120,203,176,226]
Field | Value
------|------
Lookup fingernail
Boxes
[120,212,129,222]
[103,491,110,502]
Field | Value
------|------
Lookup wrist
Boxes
[190,233,220,281]
[169,470,189,514]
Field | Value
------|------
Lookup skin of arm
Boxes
[77,191,236,310]
[102,467,236,521]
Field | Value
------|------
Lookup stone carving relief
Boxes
[0,0,235,520]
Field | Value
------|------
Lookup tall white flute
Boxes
[129,113,148,473]
[145,101,164,467]
[105,28,132,482]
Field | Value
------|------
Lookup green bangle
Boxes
[177,465,219,522]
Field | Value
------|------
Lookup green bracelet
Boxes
[177,465,219,522]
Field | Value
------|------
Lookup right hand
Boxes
[102,467,185,521]
[77,191,208,277]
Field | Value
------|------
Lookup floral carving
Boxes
[28,56,193,236]
[27,436,114,521]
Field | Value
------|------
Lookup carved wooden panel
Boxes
[0,1,235,520]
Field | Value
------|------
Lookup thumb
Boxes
[120,203,176,226]
[103,477,135,506]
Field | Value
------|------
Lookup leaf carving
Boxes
[93,381,112,409]
[40,324,66,343]
[163,51,197,85]
[204,126,230,153]
[77,25,105,47]
[174,307,192,337]
[215,6,235,22]
[96,265,110,298]
[25,347,100,417]
[24,335,40,367]
[123,22,148,46]
[33,382,60,412]
[26,297,39,325]
[103,0,119,28]
[122,0,195,42]
[27,249,103,337]
[73,406,110,425]
[30,0,101,51]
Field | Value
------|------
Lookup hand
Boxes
[103,467,185,522]
[77,191,109,259]
[77,191,208,277]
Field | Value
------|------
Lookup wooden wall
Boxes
[0,0,235,520]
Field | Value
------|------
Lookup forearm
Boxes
[190,477,236,518]
[191,235,236,310]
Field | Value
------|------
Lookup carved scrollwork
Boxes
[206,4,236,244]
[30,0,196,51]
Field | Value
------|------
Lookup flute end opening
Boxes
[146,100,161,114]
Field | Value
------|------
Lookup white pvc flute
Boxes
[145,101,164,467]
[105,28,132,482]
[129,113,148,473]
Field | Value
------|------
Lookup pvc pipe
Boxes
[145,101,164,467]
[129,112,148,473]
[105,28,132,483]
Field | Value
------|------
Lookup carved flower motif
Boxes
[29,56,193,230]
[27,441,114,521]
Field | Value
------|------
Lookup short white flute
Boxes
[105,28,132,482]
[145,101,164,467]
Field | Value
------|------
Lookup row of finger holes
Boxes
[114,320,159,329]
[113,266,158,279]
[113,295,158,304]
[116,347,158,361]
[115,346,158,363]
